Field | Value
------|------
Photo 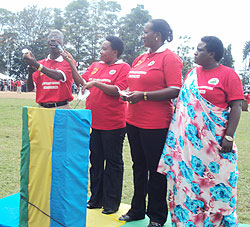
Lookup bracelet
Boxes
[37,64,43,72]
[144,91,148,101]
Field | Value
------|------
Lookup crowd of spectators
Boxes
[0,79,27,92]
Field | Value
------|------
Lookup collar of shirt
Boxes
[147,43,168,54]
[99,59,124,65]
[46,55,64,62]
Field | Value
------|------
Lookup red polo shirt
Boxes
[196,65,244,108]
[82,60,130,130]
[126,44,183,129]
[32,55,74,104]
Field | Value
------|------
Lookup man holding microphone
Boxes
[23,29,74,109]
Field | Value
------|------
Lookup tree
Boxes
[176,35,194,77]
[243,41,250,61]
[0,8,14,34]
[118,5,152,66]
[53,8,65,30]
[0,6,54,79]
[221,44,234,68]
[64,0,121,69]
[64,0,89,69]
[83,0,121,66]
[0,8,14,74]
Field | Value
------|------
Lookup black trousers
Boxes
[126,123,168,225]
[88,127,126,210]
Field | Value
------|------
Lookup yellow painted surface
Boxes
[27,107,55,226]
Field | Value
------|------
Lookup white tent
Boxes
[0,73,13,80]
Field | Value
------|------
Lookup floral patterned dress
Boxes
[157,68,238,226]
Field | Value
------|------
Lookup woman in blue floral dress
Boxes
[157,36,244,226]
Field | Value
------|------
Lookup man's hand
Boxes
[23,51,38,68]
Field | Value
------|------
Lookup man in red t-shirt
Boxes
[23,30,73,109]
[16,80,21,93]
[11,80,15,92]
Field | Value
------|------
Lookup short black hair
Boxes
[201,36,224,61]
[106,36,124,58]
[150,19,173,43]
[48,29,64,40]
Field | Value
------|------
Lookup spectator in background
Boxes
[11,80,15,91]
[16,80,21,93]
[4,80,7,91]
[0,79,3,91]
[157,36,244,226]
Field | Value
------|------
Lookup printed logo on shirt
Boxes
[128,74,140,78]
[148,61,155,66]
[42,82,60,86]
[133,60,142,68]
[208,78,219,85]
[109,70,116,75]
[91,67,98,74]
[89,78,111,83]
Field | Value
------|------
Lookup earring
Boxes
[156,37,158,41]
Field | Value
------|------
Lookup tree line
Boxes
[0,0,235,80]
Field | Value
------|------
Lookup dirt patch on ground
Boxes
[0,91,77,100]
[0,91,36,99]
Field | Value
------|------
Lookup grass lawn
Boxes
[0,95,250,224]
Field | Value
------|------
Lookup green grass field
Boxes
[0,96,250,224]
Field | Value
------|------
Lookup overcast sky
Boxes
[1,0,250,72]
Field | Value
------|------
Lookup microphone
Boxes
[22,48,30,54]
[56,43,64,52]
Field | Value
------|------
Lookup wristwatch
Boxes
[224,135,234,142]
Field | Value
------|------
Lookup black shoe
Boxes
[147,222,162,227]
[118,214,144,222]
[102,209,118,215]
[87,203,102,209]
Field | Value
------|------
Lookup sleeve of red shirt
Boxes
[163,51,183,88]
[224,68,244,103]
[60,60,76,82]
[114,63,130,90]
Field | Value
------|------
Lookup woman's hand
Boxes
[61,50,74,63]
[82,81,96,94]
[220,138,233,153]
[220,99,242,153]
[127,91,144,104]
[119,90,129,101]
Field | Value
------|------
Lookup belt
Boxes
[40,100,68,108]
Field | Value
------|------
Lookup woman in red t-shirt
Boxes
[62,36,130,215]
[158,36,243,226]
[119,19,182,227]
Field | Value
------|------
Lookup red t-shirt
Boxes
[16,80,21,87]
[196,65,244,108]
[82,60,130,130]
[244,94,250,104]
[32,56,74,104]
[11,81,15,87]
[126,45,183,129]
